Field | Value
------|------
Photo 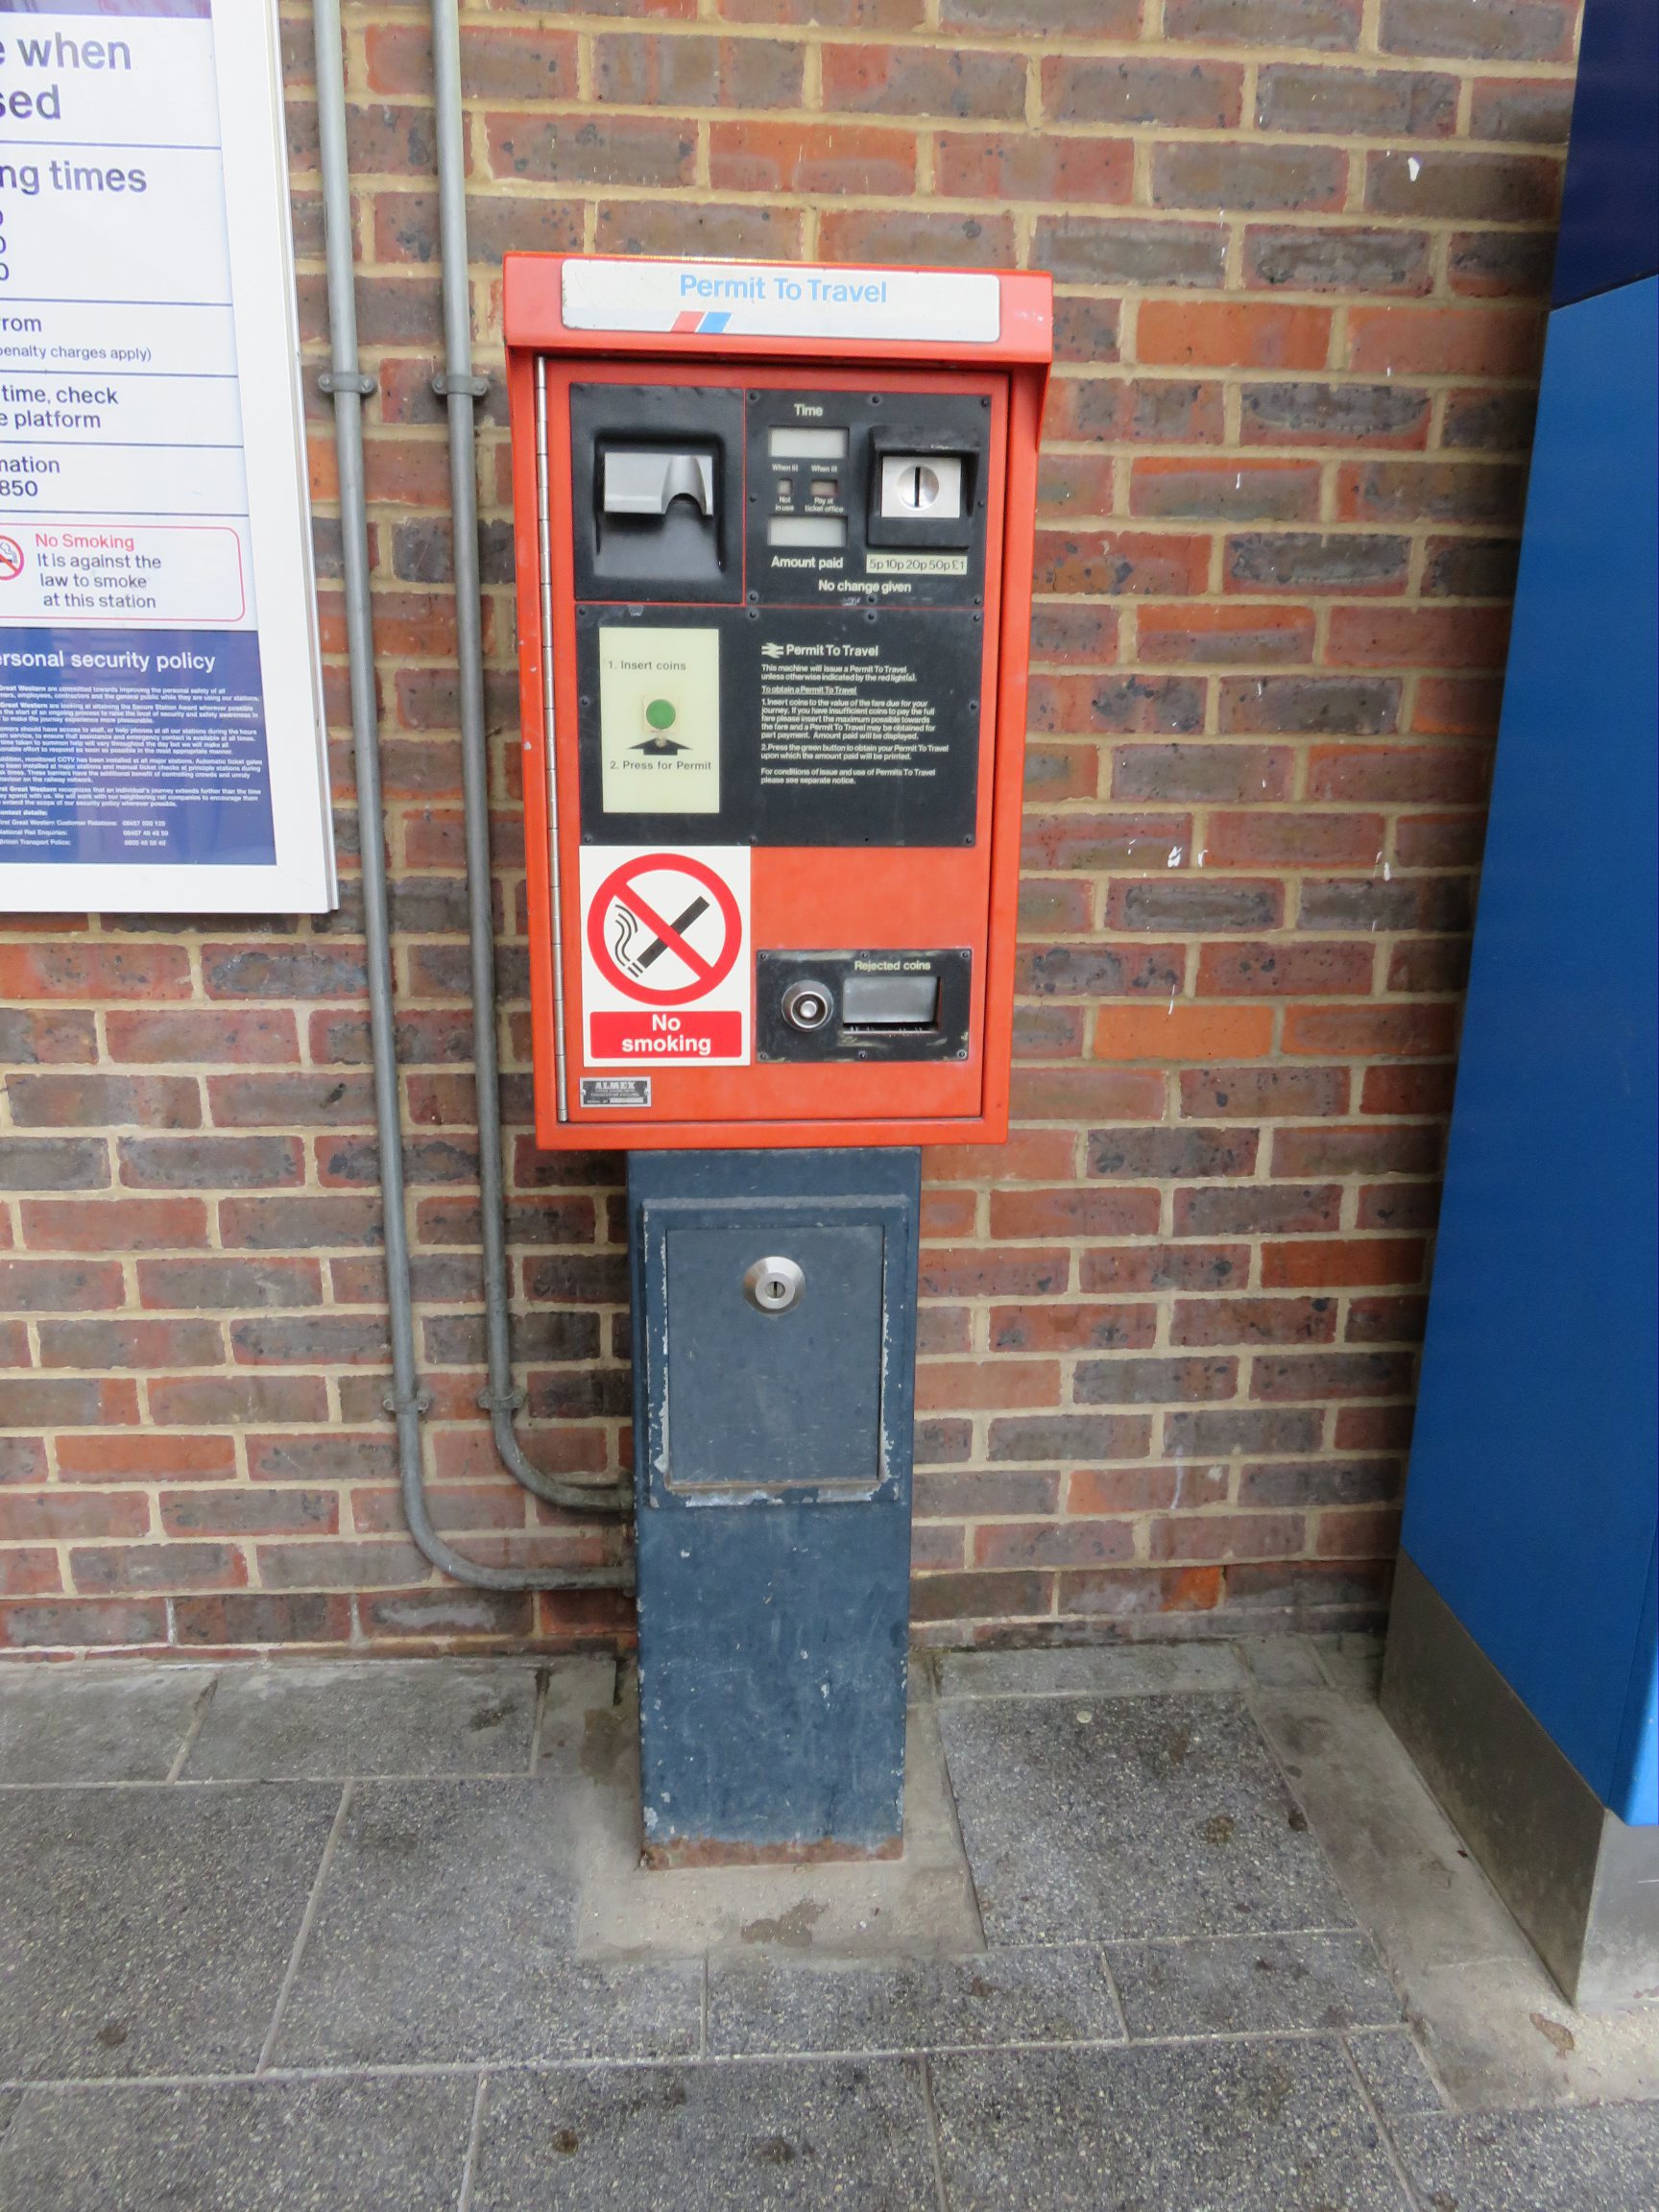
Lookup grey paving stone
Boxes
[272,1780,699,2065]
[930,2038,1412,2211]
[184,1659,544,1779]
[1347,2027,1448,2117]
[1234,1638,1327,1690]
[0,1785,339,2080]
[0,1666,209,1785]
[940,1693,1354,1942]
[1108,1931,1402,2037]
[469,2059,938,2211]
[1311,1633,1386,1698]
[938,1644,1245,1701]
[0,2088,19,2141]
[0,2078,475,2212]
[709,1944,1122,2056]
[1395,2103,1659,2212]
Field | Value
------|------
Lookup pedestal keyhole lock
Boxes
[743,1256,805,1314]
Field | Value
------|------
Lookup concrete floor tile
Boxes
[469,2059,938,2211]
[0,2078,475,2212]
[1234,1638,1327,1690]
[184,1660,546,1780]
[1347,2027,1448,2117]
[0,1666,209,1785]
[941,1693,1354,1942]
[1249,1686,1659,2108]
[709,1944,1121,2056]
[1311,1634,1387,1698]
[930,2038,1412,2210]
[1108,1931,1402,2037]
[0,2088,19,2140]
[0,1786,339,2080]
[272,1781,699,2066]
[937,1644,1245,1700]
[1395,2103,1659,2212]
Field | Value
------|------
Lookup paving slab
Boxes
[1395,2102,1659,2212]
[1347,2026,1450,2118]
[1107,1931,1402,2038]
[937,1643,1246,1701]
[577,1699,983,1963]
[272,1780,699,2066]
[1311,1634,1387,1699]
[183,1659,555,1780]
[1250,1684,1659,2109]
[929,2037,1412,2210]
[709,1944,1121,2056]
[469,2059,938,2212]
[940,1692,1354,1943]
[0,1785,338,2080]
[0,1666,210,1785]
[0,2078,474,2212]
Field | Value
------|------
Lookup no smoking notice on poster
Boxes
[579,847,751,1068]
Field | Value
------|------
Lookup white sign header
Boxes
[562,259,1001,346]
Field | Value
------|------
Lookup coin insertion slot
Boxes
[768,516,848,549]
[878,453,964,521]
[840,973,941,1031]
[768,426,850,461]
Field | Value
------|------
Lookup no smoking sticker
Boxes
[579,847,750,1068]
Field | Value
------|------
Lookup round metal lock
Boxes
[743,1256,805,1315]
[781,979,833,1033]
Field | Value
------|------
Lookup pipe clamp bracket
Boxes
[478,1385,527,1415]
[383,1388,433,1418]
[433,372,490,399]
[318,369,376,397]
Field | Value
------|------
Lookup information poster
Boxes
[0,0,332,911]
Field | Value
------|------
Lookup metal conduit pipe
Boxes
[311,0,631,1592]
[426,0,631,1524]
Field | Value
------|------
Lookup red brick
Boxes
[1328,606,1511,670]
[1173,1297,1337,1346]
[0,945,191,1001]
[974,1520,1137,1570]
[6,1073,201,1129]
[920,1248,1069,1298]
[20,1197,209,1254]
[106,1010,300,1065]
[1282,1005,1458,1058]
[988,1188,1161,1240]
[1347,304,1545,378]
[0,1491,151,1542]
[1262,1238,1426,1287]
[916,1360,1062,1412]
[1094,1003,1275,1060]
[1139,302,1332,370]
[56,1433,237,1484]
[1129,459,1319,523]
[936,132,1134,204]
[1057,1565,1223,1618]
[1204,812,1385,867]
[0,1259,126,1313]
[365,21,578,100]
[1035,529,1210,597]
[485,112,696,188]
[991,1303,1157,1353]
[821,43,1026,119]
[709,120,918,194]
[1197,943,1375,998]
[174,1593,353,1647]
[0,1598,169,1651]
[1043,55,1241,128]
[1139,604,1315,666]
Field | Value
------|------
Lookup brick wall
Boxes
[0,0,1580,1658]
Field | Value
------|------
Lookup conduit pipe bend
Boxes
[311,0,632,1593]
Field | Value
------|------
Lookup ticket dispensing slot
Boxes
[570,383,742,600]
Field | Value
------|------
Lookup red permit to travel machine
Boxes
[504,255,1050,1867]
[504,254,1051,1152]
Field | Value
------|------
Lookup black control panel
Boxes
[568,384,994,851]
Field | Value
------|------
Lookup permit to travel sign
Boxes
[0,0,332,913]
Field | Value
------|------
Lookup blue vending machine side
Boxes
[1381,0,1658,2010]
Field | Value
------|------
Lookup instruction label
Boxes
[597,625,719,815]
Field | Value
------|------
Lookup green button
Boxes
[644,697,678,732]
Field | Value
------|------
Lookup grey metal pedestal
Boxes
[626,1147,920,1866]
